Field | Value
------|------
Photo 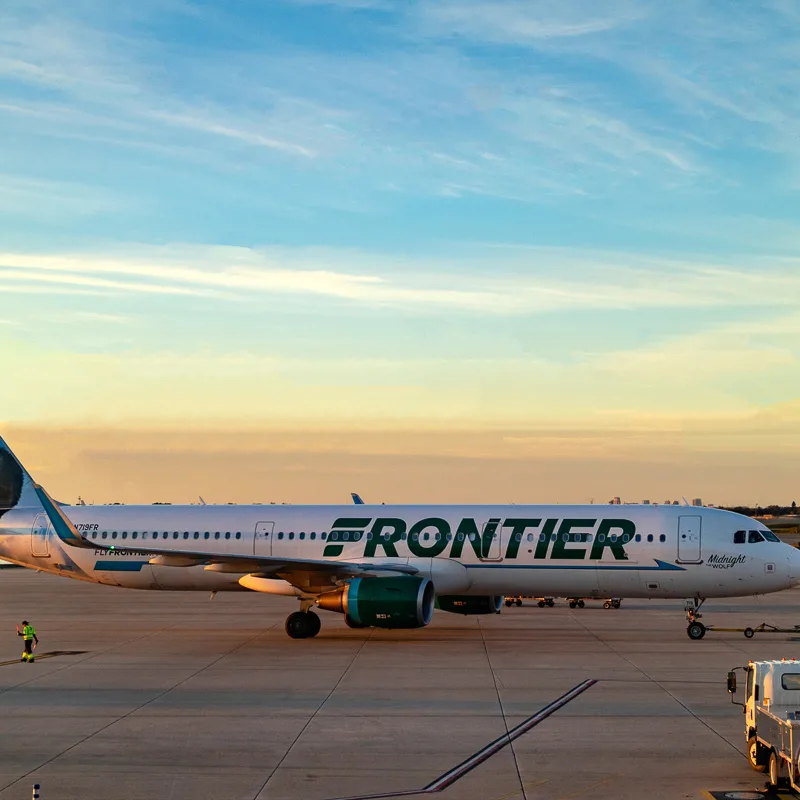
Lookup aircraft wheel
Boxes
[344,615,369,629]
[747,736,768,773]
[537,600,545,608]
[744,627,755,639]
[768,750,781,789]
[577,600,585,608]
[286,611,319,639]
[687,622,706,640]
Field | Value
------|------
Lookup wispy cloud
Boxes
[2,244,800,313]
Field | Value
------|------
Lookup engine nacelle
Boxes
[436,595,504,615]
[318,576,435,629]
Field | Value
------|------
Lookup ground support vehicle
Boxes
[503,596,556,607]
[728,659,800,790]
[566,597,622,609]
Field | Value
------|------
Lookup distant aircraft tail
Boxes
[0,435,92,548]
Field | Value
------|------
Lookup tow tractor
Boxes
[566,597,622,609]
[727,659,800,791]
[503,596,556,607]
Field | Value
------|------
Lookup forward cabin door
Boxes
[479,519,503,561]
[677,515,702,563]
[253,521,274,557]
[30,513,49,558]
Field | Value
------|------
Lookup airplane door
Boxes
[479,520,503,561]
[253,521,274,557]
[677,516,702,563]
[30,513,50,558]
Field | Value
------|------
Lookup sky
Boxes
[1,0,799,504]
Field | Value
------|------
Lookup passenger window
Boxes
[122,532,128,539]
[204,532,210,539]
[622,534,630,543]
[586,534,593,543]
[132,532,138,539]
[635,534,641,542]
[215,532,220,539]
[748,530,764,544]
[659,535,666,542]
[183,532,189,540]
[225,532,231,540]
[321,532,327,540]
[235,532,241,539]
[598,534,605,543]
[111,532,117,539]
[647,534,653,542]
[734,530,746,544]
[102,532,107,539]
[782,674,800,690]
[92,532,97,539]
[539,533,546,543]
[299,532,305,540]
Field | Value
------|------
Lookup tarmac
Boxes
[1,569,799,800]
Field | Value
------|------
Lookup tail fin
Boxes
[0,435,92,548]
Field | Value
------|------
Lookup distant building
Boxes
[643,500,651,505]
[609,497,622,505]
[692,498,703,507]
[672,500,680,505]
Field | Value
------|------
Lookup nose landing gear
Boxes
[685,597,707,639]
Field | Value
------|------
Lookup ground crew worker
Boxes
[16,621,38,663]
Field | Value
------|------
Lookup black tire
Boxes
[538,600,545,608]
[285,611,313,639]
[603,601,611,609]
[747,736,768,773]
[744,627,755,639]
[505,600,512,607]
[546,599,555,607]
[344,615,368,629]
[768,750,781,789]
[577,600,585,608]
[687,622,706,640]
[306,611,321,637]
[569,601,577,609]
[515,599,522,607]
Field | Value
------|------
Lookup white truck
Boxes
[728,659,800,791]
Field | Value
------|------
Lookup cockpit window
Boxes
[761,530,781,543]
[748,530,765,544]
[734,530,746,544]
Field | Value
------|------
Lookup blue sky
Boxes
[1,0,799,501]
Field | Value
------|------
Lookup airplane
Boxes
[1,435,799,640]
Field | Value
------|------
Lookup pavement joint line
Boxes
[565,609,746,760]
[252,626,377,800]
[490,778,549,800]
[318,680,598,800]
[0,621,279,794]
[478,616,529,800]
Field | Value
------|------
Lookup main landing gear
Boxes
[285,611,321,639]
[685,597,707,640]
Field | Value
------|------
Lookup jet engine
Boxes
[436,595,504,615]
[317,576,435,629]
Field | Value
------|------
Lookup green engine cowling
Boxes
[436,595,504,615]
[317,576,435,628]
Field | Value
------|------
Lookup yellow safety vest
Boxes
[22,625,35,640]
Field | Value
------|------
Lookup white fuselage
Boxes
[0,503,797,600]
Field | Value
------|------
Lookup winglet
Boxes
[32,482,94,549]
[351,493,365,505]
[0,434,93,548]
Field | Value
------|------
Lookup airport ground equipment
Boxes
[691,621,800,641]
[566,597,622,609]
[503,596,557,607]
[727,659,800,791]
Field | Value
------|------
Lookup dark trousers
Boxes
[23,640,33,660]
